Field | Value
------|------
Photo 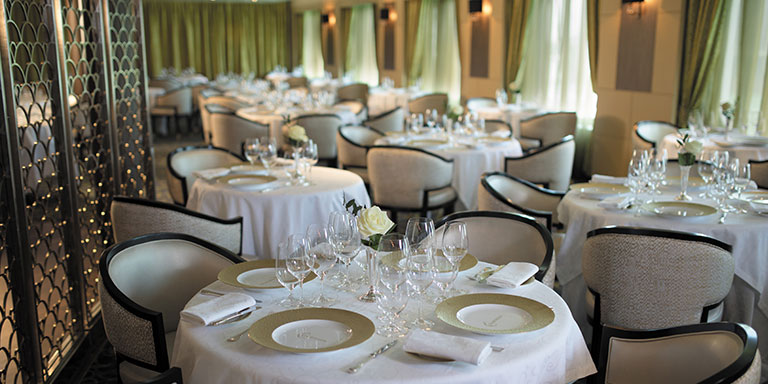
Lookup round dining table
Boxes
[659,133,768,164]
[468,103,540,138]
[374,133,523,210]
[171,261,596,384]
[186,166,370,259]
[367,87,423,116]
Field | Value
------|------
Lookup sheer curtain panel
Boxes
[302,10,325,79]
[345,4,379,86]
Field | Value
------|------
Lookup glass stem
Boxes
[319,273,325,297]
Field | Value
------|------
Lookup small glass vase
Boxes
[290,146,305,185]
[676,156,693,201]
[358,246,378,303]
[725,118,733,141]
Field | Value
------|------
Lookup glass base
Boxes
[674,192,692,201]
[411,317,434,330]
[358,286,378,302]
[312,294,336,307]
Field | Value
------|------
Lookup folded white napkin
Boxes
[486,262,539,289]
[192,167,230,180]
[597,195,632,210]
[403,330,492,365]
[180,293,256,325]
[591,174,627,185]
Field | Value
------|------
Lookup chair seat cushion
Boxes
[119,331,176,383]
[427,186,457,207]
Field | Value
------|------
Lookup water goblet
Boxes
[306,224,337,306]
[283,234,311,306]
[244,138,260,165]
[441,220,468,295]
[275,257,300,308]
[258,136,278,175]
[329,211,362,291]
[406,247,435,329]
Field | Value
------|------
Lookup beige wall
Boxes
[591,0,684,175]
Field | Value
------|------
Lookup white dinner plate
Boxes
[229,164,269,175]
[641,201,718,222]
[570,182,629,200]
[435,293,554,335]
[236,268,280,287]
[456,304,534,332]
[271,319,352,350]
[217,174,279,191]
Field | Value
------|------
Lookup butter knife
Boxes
[346,340,398,374]
[209,305,261,326]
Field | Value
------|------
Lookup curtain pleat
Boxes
[302,10,325,78]
[504,0,531,89]
[586,0,598,89]
[345,4,379,86]
[405,0,422,86]
[143,0,289,79]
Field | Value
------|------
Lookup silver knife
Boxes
[209,305,261,326]
[346,340,398,374]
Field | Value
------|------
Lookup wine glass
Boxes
[375,233,410,337]
[698,149,716,198]
[329,211,361,291]
[405,217,435,329]
[441,221,468,296]
[732,160,751,212]
[244,138,260,165]
[283,234,310,306]
[258,136,278,175]
[275,255,300,308]
[302,140,319,180]
[495,88,508,106]
[306,224,337,306]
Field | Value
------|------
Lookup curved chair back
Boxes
[190,84,208,111]
[408,93,448,115]
[435,211,554,285]
[583,226,734,331]
[198,91,222,143]
[504,135,575,191]
[594,322,760,384]
[364,107,404,133]
[209,109,271,156]
[520,112,576,146]
[478,172,564,231]
[156,87,193,116]
[99,233,242,372]
[484,119,513,137]
[204,95,249,111]
[367,146,454,210]
[337,83,369,103]
[335,99,368,122]
[336,126,383,180]
[291,114,343,161]
[166,145,244,205]
[749,159,768,189]
[111,196,243,255]
[466,97,496,111]
[633,120,678,150]
[590,115,633,177]
[286,76,308,89]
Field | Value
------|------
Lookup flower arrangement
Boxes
[721,102,734,122]
[508,80,522,94]
[676,133,702,166]
[285,125,309,147]
[447,105,464,122]
[345,199,395,250]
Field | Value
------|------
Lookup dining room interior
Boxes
[1,0,768,383]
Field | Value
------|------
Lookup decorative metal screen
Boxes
[0,0,153,382]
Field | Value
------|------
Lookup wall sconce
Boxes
[381,6,397,22]
[622,0,644,16]
[328,13,336,26]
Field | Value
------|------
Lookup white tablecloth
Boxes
[468,104,540,138]
[368,87,422,116]
[171,262,596,384]
[375,134,523,209]
[660,133,768,164]
[186,167,370,258]
[236,106,360,147]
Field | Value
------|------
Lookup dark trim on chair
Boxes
[634,120,679,148]
[480,172,565,231]
[140,367,184,384]
[586,226,733,253]
[505,134,574,162]
[701,301,723,323]
[591,322,758,384]
[435,210,554,282]
[111,196,245,255]
[372,144,455,163]
[166,145,245,205]
[338,126,384,151]
[364,106,402,123]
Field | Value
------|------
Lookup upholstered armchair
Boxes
[408,93,448,115]
[290,114,343,164]
[478,172,565,231]
[209,109,270,156]
[99,233,243,382]
[633,120,678,150]
[335,99,368,122]
[367,146,456,222]
[166,145,244,205]
[749,159,768,189]
[504,135,575,191]
[337,83,369,103]
[336,126,383,184]
[364,107,404,133]
[151,87,193,137]
[519,112,576,147]
[435,211,555,288]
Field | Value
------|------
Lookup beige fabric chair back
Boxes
[520,112,576,146]
[291,114,343,160]
[435,211,554,285]
[210,111,270,155]
[99,234,241,370]
[110,196,243,255]
[367,146,453,209]
[150,78,181,90]
[633,120,678,150]
[590,115,633,177]
[597,323,760,384]
[190,84,208,110]
[408,93,448,115]
[336,100,368,121]
[582,227,734,330]
[198,90,222,143]
[166,146,243,205]
[504,136,575,191]
[287,76,308,88]
[749,160,768,189]
[156,87,193,116]
[336,126,382,169]
[365,107,404,133]
[337,83,369,103]
[484,119,513,137]
[478,172,564,230]
[466,97,496,111]
[204,95,248,111]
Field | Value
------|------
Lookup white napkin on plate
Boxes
[597,195,632,210]
[403,330,492,365]
[192,167,230,180]
[180,293,256,325]
[591,174,627,185]
[486,262,539,289]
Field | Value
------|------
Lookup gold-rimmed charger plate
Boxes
[218,260,315,289]
[570,182,629,199]
[435,293,555,335]
[641,201,717,221]
[248,308,375,353]
[380,251,478,272]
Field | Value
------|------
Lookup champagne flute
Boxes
[283,234,310,306]
[441,221,468,296]
[306,224,337,306]
[405,217,435,329]
[244,138,260,165]
[329,211,361,291]
[275,255,300,308]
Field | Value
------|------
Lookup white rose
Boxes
[287,125,308,142]
[683,140,703,156]
[450,105,464,115]
[357,206,395,239]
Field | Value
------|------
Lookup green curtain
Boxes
[405,0,421,86]
[676,0,726,127]
[292,14,304,69]
[587,0,599,90]
[302,10,325,78]
[339,8,353,75]
[143,1,289,79]
[409,0,461,106]
[345,4,379,86]
[504,0,531,89]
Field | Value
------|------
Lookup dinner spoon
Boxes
[227,326,253,342]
